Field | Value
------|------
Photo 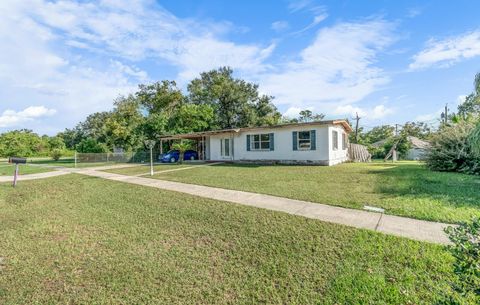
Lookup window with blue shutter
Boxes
[292,131,298,150]
[269,133,274,151]
[246,135,251,151]
[310,130,316,150]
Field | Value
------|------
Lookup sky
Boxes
[1,0,480,135]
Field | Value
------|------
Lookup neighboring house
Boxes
[372,136,431,160]
[405,136,430,160]
[159,120,352,166]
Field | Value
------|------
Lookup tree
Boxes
[364,125,395,144]
[136,80,184,115]
[253,95,282,126]
[426,120,480,174]
[187,67,280,129]
[298,110,325,123]
[458,73,480,118]
[57,128,82,150]
[76,138,108,153]
[48,136,66,151]
[0,130,44,157]
[401,121,431,139]
[103,95,145,150]
[168,104,216,134]
[171,140,193,164]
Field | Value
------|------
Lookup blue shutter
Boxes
[269,133,274,151]
[292,131,298,151]
[246,135,251,151]
[310,130,316,150]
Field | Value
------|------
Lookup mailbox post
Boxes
[8,157,27,187]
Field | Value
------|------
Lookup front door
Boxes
[221,138,231,159]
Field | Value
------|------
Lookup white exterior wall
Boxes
[208,124,349,165]
[327,125,349,165]
[406,148,427,160]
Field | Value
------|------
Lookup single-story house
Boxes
[405,136,430,160]
[159,120,352,166]
[372,136,431,160]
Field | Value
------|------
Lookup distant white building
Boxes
[160,120,352,166]
[372,136,431,160]
[405,136,430,160]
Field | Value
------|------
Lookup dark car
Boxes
[160,150,198,163]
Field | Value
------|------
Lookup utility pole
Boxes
[444,103,448,124]
[353,112,361,143]
[393,124,399,162]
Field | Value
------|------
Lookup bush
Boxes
[51,149,62,161]
[441,219,480,304]
[76,138,109,153]
[426,121,480,175]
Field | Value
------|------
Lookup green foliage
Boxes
[171,140,194,163]
[401,121,432,139]
[50,149,63,161]
[0,129,44,157]
[442,219,480,304]
[136,80,184,115]
[469,122,480,157]
[187,67,281,129]
[76,138,108,153]
[168,104,216,134]
[426,120,480,175]
[458,73,480,118]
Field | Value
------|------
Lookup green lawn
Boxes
[0,163,52,176]
[104,162,207,176]
[0,174,465,304]
[147,162,480,224]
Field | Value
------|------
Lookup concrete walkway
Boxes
[76,169,452,245]
[0,170,70,183]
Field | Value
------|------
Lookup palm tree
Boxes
[171,140,193,164]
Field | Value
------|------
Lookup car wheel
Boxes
[190,156,195,161]
[170,157,176,163]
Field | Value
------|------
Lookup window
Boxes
[332,131,338,150]
[251,133,270,150]
[298,131,311,150]
[221,138,230,157]
[342,133,347,150]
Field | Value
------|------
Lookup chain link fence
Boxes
[76,151,161,164]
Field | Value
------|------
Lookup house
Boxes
[372,136,431,160]
[405,136,430,160]
[159,120,352,166]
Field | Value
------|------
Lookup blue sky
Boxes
[1,0,480,135]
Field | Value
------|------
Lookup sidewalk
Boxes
[77,169,452,245]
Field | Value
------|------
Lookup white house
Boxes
[159,120,352,166]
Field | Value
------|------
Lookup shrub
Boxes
[51,149,62,161]
[426,121,480,175]
[441,219,480,304]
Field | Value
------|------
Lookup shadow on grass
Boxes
[369,163,480,209]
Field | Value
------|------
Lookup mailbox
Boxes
[9,157,27,164]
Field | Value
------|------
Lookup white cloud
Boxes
[271,21,289,32]
[0,106,56,127]
[259,19,395,111]
[410,30,480,70]
[0,0,276,133]
[332,104,394,120]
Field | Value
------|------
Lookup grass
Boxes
[104,162,207,176]
[144,161,480,224]
[0,174,463,304]
[0,163,52,176]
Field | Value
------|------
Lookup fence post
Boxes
[74,151,77,168]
